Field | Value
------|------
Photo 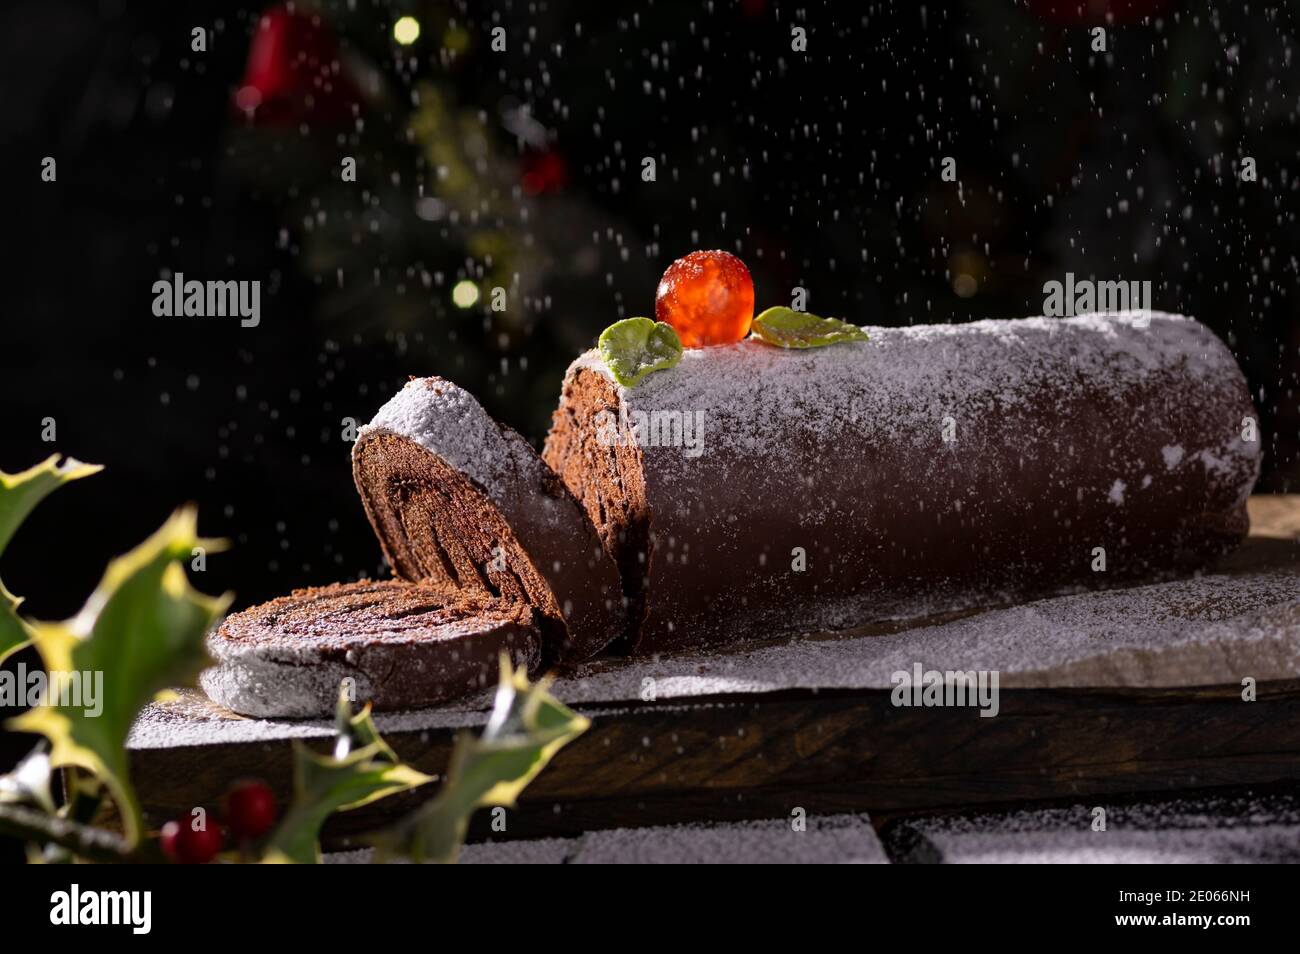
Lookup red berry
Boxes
[159,821,180,859]
[225,780,278,839]
[655,250,755,347]
[160,817,224,864]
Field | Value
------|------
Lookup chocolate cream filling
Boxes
[352,378,624,664]
[353,434,568,650]
[543,366,650,651]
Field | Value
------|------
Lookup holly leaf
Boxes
[599,317,683,387]
[0,582,31,668]
[260,689,432,864]
[0,456,102,664]
[750,306,870,348]
[0,455,101,555]
[330,685,399,762]
[0,746,56,814]
[7,508,230,846]
[369,656,589,864]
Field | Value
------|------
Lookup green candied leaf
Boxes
[369,656,589,864]
[261,689,432,864]
[598,317,683,387]
[7,508,231,846]
[0,456,102,664]
[750,306,870,349]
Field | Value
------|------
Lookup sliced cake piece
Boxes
[201,580,539,717]
[352,377,624,664]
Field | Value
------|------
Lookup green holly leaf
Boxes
[0,455,102,555]
[369,656,589,864]
[750,306,870,348]
[261,689,432,864]
[0,745,56,815]
[7,508,231,846]
[0,456,102,664]
[599,317,683,387]
[0,582,30,669]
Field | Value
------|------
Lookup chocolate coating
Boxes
[545,312,1261,653]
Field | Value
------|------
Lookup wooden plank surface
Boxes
[123,496,1300,844]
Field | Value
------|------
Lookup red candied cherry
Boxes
[160,816,224,864]
[224,780,278,840]
[654,249,755,347]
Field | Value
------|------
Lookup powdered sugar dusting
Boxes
[1108,479,1126,505]
[198,648,368,720]
[892,792,1300,863]
[572,313,1255,477]
[573,813,887,864]
[325,813,887,864]
[556,569,1300,701]
[129,688,498,749]
[355,377,535,498]
[136,565,1300,747]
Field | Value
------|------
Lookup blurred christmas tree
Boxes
[222,2,663,437]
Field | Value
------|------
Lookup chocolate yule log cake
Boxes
[200,250,1261,718]
[200,580,540,717]
[544,311,1260,653]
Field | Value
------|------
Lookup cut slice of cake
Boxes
[352,376,624,665]
[200,580,540,717]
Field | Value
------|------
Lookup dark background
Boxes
[2,0,1299,785]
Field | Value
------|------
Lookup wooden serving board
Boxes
[125,497,1300,846]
